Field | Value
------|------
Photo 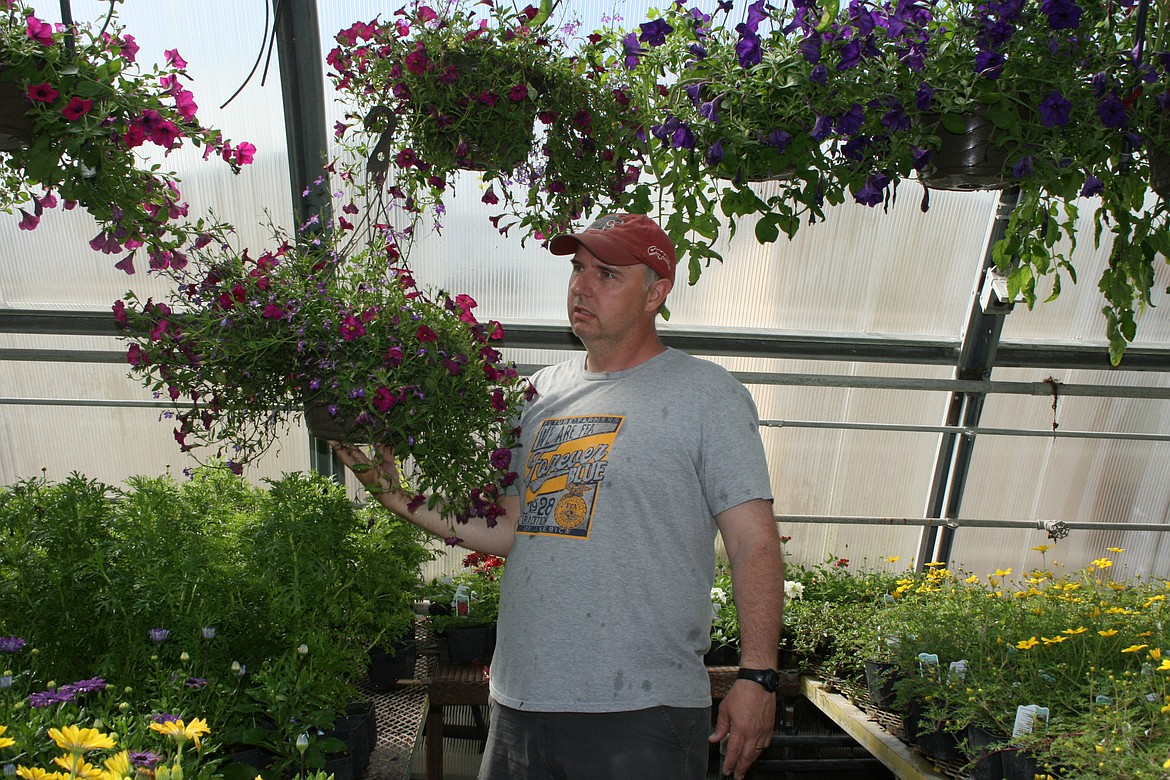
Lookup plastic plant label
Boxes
[948,659,968,681]
[1012,705,1049,737]
[917,652,939,678]
[454,585,470,617]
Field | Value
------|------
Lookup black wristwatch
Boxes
[736,667,781,693]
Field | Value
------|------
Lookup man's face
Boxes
[566,247,655,348]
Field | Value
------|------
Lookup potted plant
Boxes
[328,0,642,244]
[425,551,504,666]
[114,215,528,534]
[0,0,252,272]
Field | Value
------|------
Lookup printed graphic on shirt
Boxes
[518,414,623,538]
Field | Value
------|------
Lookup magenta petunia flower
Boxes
[17,209,39,231]
[25,14,54,45]
[27,81,58,103]
[117,33,139,62]
[172,89,198,120]
[416,324,438,342]
[234,141,256,165]
[61,96,94,121]
[164,48,188,69]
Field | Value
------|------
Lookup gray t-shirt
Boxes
[490,348,772,712]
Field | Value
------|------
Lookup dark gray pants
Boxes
[477,699,711,780]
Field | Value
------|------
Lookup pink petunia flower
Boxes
[164,49,188,69]
[17,209,39,230]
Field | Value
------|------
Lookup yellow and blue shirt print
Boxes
[518,414,623,538]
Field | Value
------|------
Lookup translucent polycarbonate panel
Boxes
[950,365,1170,579]
[0,359,309,486]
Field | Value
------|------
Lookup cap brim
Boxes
[548,234,579,255]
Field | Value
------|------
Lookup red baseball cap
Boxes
[549,213,677,284]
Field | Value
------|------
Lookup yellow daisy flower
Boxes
[924,561,946,568]
[1150,648,1163,661]
[1106,547,1124,553]
[1098,629,1119,637]
[1062,627,1089,635]
[53,755,102,780]
[1121,644,1148,654]
[48,726,116,754]
[1156,659,1170,671]
[1031,544,1054,553]
[149,718,211,750]
[16,768,68,780]
[100,751,132,780]
[0,724,14,749]
[965,575,980,584]
[1041,636,1068,645]
[1091,558,1114,569]
[1016,637,1040,650]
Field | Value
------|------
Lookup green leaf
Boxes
[754,214,781,245]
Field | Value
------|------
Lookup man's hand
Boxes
[330,441,400,495]
[708,679,776,779]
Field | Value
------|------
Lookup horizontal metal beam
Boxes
[776,514,1169,533]
[4,308,1170,370]
[762,419,1170,442]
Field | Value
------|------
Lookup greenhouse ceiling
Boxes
[2,0,1169,581]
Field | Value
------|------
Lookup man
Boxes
[333,213,783,780]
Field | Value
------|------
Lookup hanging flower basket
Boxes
[116,221,528,528]
[919,112,1011,191]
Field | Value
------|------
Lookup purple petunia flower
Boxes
[1097,95,1129,128]
[975,50,1005,79]
[809,63,828,85]
[837,39,862,70]
[0,637,26,653]
[1012,155,1034,178]
[763,129,791,153]
[800,34,822,65]
[185,677,209,689]
[705,140,724,166]
[700,100,720,124]
[1041,0,1082,30]
[915,83,937,112]
[853,174,890,207]
[671,123,696,150]
[152,713,181,724]
[913,147,933,172]
[622,32,643,70]
[811,114,834,142]
[638,18,673,47]
[882,104,911,132]
[1080,174,1103,197]
[835,104,865,137]
[735,24,762,67]
[1039,91,1072,127]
